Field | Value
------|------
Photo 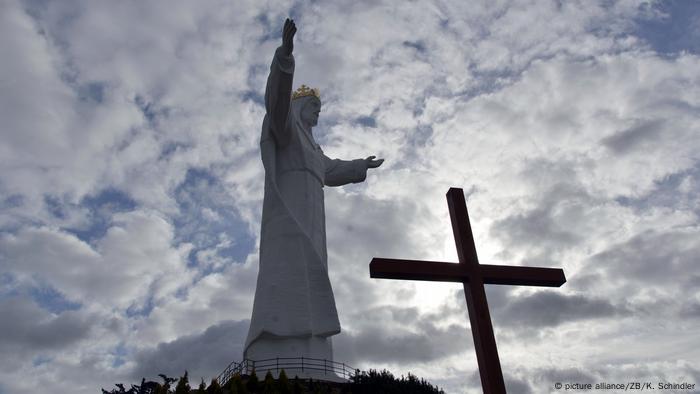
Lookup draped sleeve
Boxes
[264,47,295,147]
[323,154,368,187]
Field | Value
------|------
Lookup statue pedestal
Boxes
[243,336,349,382]
[245,335,333,361]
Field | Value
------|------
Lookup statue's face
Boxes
[300,97,321,127]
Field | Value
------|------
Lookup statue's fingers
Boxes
[366,155,376,161]
[371,159,384,168]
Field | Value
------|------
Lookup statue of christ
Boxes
[244,18,384,367]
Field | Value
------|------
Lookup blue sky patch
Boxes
[77,81,106,103]
[44,195,67,219]
[355,115,377,128]
[32,355,53,367]
[2,194,24,209]
[615,163,700,213]
[159,141,192,161]
[174,168,255,269]
[634,0,700,55]
[29,284,82,313]
[0,273,20,299]
[66,188,137,244]
[111,342,129,368]
[126,295,155,318]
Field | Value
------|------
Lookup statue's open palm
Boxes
[282,18,296,55]
[365,156,384,169]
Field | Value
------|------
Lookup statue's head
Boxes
[292,85,321,128]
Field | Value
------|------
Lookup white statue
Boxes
[243,19,384,370]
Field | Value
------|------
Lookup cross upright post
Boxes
[369,188,566,394]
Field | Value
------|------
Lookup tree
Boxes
[262,371,276,394]
[157,374,177,394]
[277,370,292,394]
[228,373,247,394]
[291,377,303,394]
[198,378,207,392]
[206,379,223,394]
[349,369,444,394]
[175,371,191,394]
[246,370,260,393]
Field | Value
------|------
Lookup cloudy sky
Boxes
[1,0,699,393]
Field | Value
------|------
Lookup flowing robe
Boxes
[244,47,368,359]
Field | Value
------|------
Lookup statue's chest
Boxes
[297,129,324,173]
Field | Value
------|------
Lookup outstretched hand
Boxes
[282,18,297,56]
[365,155,384,169]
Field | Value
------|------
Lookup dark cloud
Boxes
[489,180,590,265]
[504,374,533,394]
[325,191,428,260]
[457,287,625,331]
[680,301,700,318]
[488,158,595,267]
[491,206,578,249]
[131,319,249,383]
[438,369,533,394]
[494,291,625,328]
[529,366,596,390]
[601,119,665,154]
[0,296,92,351]
[615,163,700,214]
[587,228,700,292]
[334,305,471,366]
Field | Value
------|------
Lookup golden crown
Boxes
[292,84,321,101]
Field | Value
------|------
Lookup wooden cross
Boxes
[369,188,566,394]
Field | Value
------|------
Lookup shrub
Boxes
[291,377,303,394]
[277,369,292,394]
[206,378,223,394]
[228,373,247,394]
[175,371,191,394]
[262,371,276,394]
[246,370,260,393]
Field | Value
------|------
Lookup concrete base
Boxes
[251,368,348,383]
[245,335,333,361]
[244,335,347,382]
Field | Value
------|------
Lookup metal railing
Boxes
[216,357,357,386]
[216,359,245,388]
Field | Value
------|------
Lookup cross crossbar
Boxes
[370,258,566,286]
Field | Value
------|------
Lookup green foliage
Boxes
[349,368,445,394]
[277,370,292,394]
[100,367,445,394]
[228,373,247,394]
[246,370,260,393]
[175,370,191,394]
[158,374,178,394]
[310,379,326,394]
[206,378,223,394]
[262,371,276,394]
[291,377,303,394]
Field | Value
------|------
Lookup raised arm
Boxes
[264,18,297,147]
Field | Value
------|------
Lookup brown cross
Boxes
[369,188,566,394]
